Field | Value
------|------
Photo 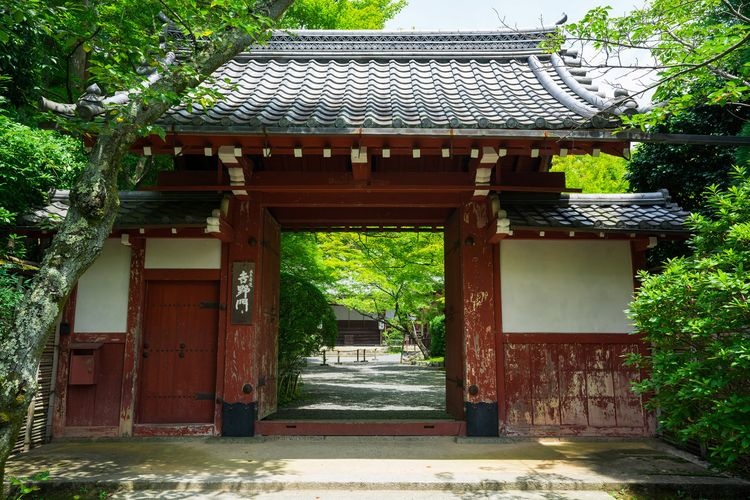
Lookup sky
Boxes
[384,1,655,100]
[385,0,645,31]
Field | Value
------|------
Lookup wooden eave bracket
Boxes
[350,146,371,183]
[489,193,513,243]
[473,146,504,197]
[205,208,235,242]
[218,145,253,195]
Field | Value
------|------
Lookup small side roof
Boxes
[20,190,687,235]
[500,190,689,234]
[19,191,223,230]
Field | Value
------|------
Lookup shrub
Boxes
[429,314,445,358]
[0,114,84,224]
[628,167,750,475]
[278,273,337,402]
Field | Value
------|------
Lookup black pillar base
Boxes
[465,402,499,437]
[222,402,256,437]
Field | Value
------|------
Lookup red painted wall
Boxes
[65,343,124,427]
[501,336,651,436]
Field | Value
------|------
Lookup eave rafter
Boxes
[133,132,631,159]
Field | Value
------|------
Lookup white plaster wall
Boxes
[500,240,634,333]
[145,238,221,269]
[75,239,131,332]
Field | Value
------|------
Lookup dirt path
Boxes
[268,354,450,420]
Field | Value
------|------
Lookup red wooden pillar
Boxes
[220,196,280,435]
[119,236,145,436]
[221,196,262,436]
[460,198,499,436]
[51,287,77,437]
[445,198,500,436]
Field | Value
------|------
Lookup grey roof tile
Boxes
[160,30,635,132]
[20,191,223,230]
[501,191,689,233]
[22,191,687,235]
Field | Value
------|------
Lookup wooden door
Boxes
[137,280,219,424]
[257,211,281,419]
[443,210,465,419]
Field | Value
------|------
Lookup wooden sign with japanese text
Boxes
[231,262,255,324]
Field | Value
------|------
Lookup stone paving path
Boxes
[7,437,749,498]
[268,353,452,420]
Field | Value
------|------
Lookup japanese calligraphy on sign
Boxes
[231,262,255,324]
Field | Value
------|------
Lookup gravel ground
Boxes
[269,353,450,420]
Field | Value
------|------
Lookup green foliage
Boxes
[736,122,750,169]
[627,105,746,213]
[7,470,49,499]
[315,232,444,358]
[550,153,629,193]
[428,314,445,358]
[319,232,443,326]
[0,265,26,337]
[628,167,750,474]
[278,273,337,402]
[0,115,84,224]
[561,0,750,128]
[281,0,406,29]
[0,1,57,109]
[280,232,334,289]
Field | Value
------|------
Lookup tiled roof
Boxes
[19,191,223,230]
[160,30,639,132]
[21,190,687,234]
[500,190,689,233]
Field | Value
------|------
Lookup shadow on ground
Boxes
[268,354,453,420]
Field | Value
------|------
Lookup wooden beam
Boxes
[260,191,466,208]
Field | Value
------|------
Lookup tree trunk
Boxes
[0,133,128,487]
[395,316,429,360]
[0,0,295,485]
[408,326,430,359]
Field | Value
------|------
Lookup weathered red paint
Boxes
[58,426,120,438]
[504,333,645,344]
[119,236,144,436]
[52,287,77,437]
[443,209,465,419]
[502,337,649,436]
[459,199,498,406]
[66,343,124,426]
[494,243,506,431]
[213,243,230,435]
[132,423,215,437]
[256,209,280,419]
[442,198,499,425]
[137,280,219,424]
[222,197,261,413]
[219,196,281,425]
[71,332,126,343]
[255,421,466,436]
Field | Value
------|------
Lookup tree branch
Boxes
[722,0,750,23]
